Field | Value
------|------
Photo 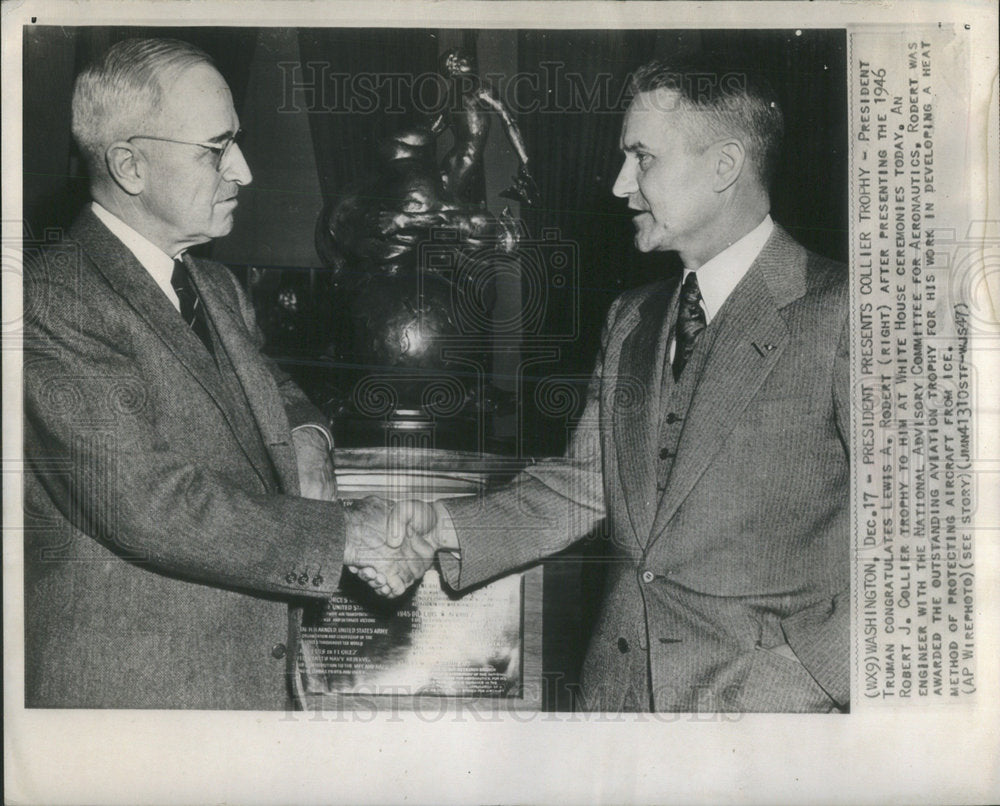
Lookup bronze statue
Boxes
[316,126,521,281]
[316,48,537,280]
[314,49,540,448]
[431,49,540,206]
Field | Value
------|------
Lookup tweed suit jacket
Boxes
[24,207,346,709]
[440,225,850,712]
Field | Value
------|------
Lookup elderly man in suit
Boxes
[23,38,424,709]
[376,58,850,713]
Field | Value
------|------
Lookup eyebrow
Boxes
[621,140,650,153]
[204,129,237,145]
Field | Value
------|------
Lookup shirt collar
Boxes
[91,202,182,311]
[685,214,774,324]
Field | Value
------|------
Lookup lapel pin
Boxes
[751,342,777,357]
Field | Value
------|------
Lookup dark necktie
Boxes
[170,258,214,356]
[672,271,707,381]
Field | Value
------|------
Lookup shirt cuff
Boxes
[291,423,334,451]
[432,501,460,553]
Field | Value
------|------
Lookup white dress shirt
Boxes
[91,202,182,312]
[670,214,774,360]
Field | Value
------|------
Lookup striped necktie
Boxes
[170,258,214,356]
[672,271,706,380]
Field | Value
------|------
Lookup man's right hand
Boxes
[343,497,436,597]
[351,499,459,598]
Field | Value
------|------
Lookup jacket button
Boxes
[271,643,287,659]
[658,447,671,460]
[665,412,680,424]
[284,572,297,584]
[617,637,630,653]
[641,570,655,583]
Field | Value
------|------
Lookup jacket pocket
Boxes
[717,645,838,713]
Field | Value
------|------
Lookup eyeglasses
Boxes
[127,128,246,172]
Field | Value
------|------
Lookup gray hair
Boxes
[71,38,215,175]
[629,57,784,187]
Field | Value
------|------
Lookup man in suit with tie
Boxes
[377,57,850,713]
[23,38,427,709]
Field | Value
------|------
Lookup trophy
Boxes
[298,50,544,712]
[315,48,540,451]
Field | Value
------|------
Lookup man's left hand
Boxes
[291,426,335,500]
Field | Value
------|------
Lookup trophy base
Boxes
[331,408,483,453]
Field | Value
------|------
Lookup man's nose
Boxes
[612,158,636,198]
[223,143,253,186]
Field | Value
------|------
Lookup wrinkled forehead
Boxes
[619,87,689,148]
[157,62,237,138]
[629,87,686,115]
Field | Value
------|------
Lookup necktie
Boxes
[171,258,214,356]
[672,271,706,380]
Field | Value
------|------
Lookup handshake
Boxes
[341,497,457,598]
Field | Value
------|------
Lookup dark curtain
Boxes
[23,27,84,240]
[296,28,441,204]
[517,31,678,391]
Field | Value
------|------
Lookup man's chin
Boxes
[633,230,668,253]
[211,214,236,238]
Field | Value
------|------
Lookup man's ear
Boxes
[105,141,146,196]
[713,139,746,192]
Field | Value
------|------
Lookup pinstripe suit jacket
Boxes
[24,208,346,709]
[440,225,850,712]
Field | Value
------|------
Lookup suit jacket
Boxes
[440,225,850,712]
[23,207,346,709]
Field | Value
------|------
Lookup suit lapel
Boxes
[185,256,300,491]
[613,279,677,547]
[73,210,228,395]
[72,210,276,487]
[646,227,808,546]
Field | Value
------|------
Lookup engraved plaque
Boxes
[296,448,542,711]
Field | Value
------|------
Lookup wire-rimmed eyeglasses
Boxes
[127,129,246,172]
